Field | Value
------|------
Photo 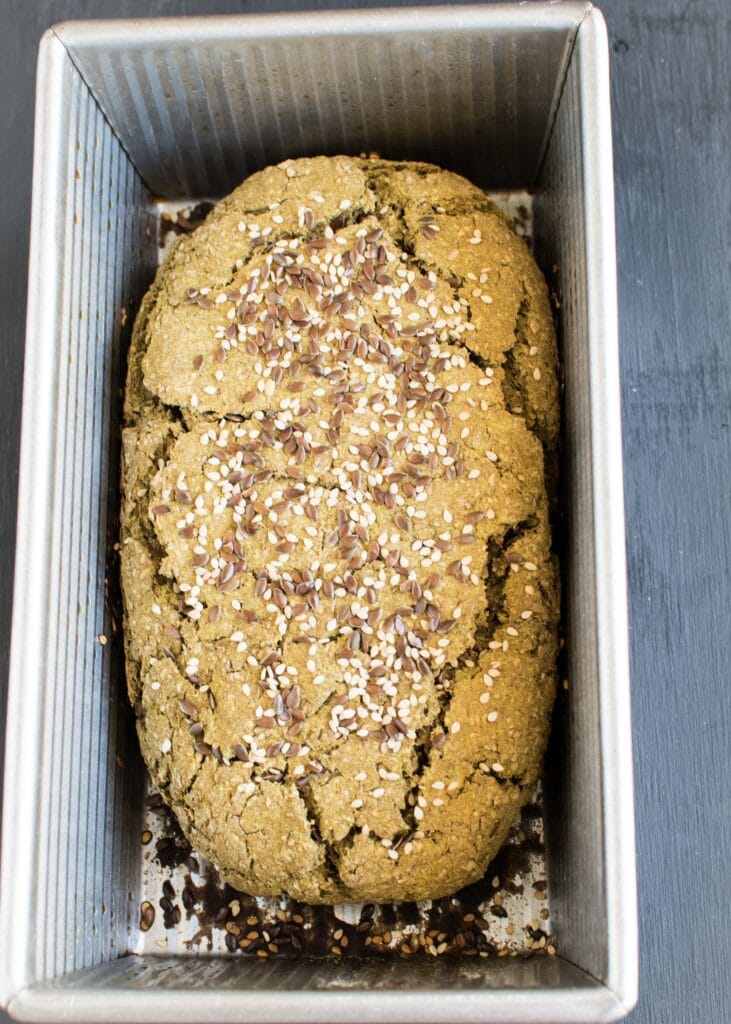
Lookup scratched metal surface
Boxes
[0,2,728,1024]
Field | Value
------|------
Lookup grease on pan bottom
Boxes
[135,782,555,960]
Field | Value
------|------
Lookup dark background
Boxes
[0,1,729,1022]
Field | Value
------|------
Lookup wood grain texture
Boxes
[606,3,731,1022]
[0,1,728,1022]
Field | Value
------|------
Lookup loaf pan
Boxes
[0,4,637,1021]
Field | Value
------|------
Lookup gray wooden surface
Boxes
[0,1,729,1022]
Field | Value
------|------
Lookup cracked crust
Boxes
[121,156,559,903]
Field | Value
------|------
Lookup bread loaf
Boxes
[121,157,559,903]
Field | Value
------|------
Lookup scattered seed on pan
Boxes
[139,901,155,932]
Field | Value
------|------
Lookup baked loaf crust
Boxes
[121,157,559,903]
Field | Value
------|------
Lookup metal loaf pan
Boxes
[0,4,637,1021]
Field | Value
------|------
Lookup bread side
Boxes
[121,156,559,903]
